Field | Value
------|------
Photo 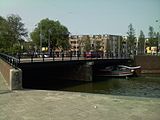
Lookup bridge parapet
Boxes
[0,53,19,68]
[0,53,22,90]
[8,52,131,63]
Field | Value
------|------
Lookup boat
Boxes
[96,65,141,77]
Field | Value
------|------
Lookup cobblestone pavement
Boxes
[0,73,160,120]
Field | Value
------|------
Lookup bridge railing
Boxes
[0,53,19,68]
[14,51,131,63]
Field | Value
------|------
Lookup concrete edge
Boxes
[9,68,22,90]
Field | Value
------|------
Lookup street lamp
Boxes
[156,20,160,55]
[35,24,42,53]
[48,29,52,56]
[40,24,43,54]
[76,38,78,57]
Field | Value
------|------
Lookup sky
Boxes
[0,0,160,37]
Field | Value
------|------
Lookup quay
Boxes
[0,73,160,120]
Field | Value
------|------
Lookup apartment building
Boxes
[104,35,123,57]
[69,34,125,57]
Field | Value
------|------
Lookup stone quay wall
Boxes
[134,55,160,74]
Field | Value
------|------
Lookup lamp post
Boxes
[40,24,43,54]
[48,29,52,56]
[156,20,160,55]
[76,38,78,57]
[35,24,42,54]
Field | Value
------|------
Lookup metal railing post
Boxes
[70,51,72,60]
[31,54,33,63]
[96,51,98,60]
[42,52,45,62]
[52,51,55,61]
[77,51,80,60]
[61,51,64,61]
[102,52,104,59]
[18,53,21,63]
[0,53,19,69]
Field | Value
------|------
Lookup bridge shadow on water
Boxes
[23,75,160,98]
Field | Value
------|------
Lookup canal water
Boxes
[27,74,160,98]
[60,74,160,98]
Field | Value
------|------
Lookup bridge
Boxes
[0,53,133,90]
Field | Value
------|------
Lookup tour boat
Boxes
[97,65,141,77]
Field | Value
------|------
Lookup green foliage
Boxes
[127,23,136,55]
[138,30,145,55]
[0,16,10,49]
[7,14,28,41]
[0,14,28,53]
[83,36,92,52]
[94,40,102,51]
[30,18,70,50]
[148,26,157,47]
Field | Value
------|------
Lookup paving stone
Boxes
[0,73,160,120]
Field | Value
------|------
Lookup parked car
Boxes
[84,51,102,58]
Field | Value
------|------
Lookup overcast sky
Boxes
[0,0,160,37]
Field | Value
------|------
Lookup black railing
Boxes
[0,52,132,64]
[0,53,19,68]
[13,51,131,63]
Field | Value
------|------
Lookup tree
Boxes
[148,26,158,47]
[94,40,102,51]
[0,14,28,53]
[127,23,136,55]
[0,16,8,52]
[138,30,145,55]
[81,35,92,52]
[30,18,70,52]
[6,14,28,45]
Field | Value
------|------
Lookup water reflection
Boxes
[25,74,160,98]
[61,74,160,98]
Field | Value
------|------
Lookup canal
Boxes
[60,74,160,98]
[27,74,160,98]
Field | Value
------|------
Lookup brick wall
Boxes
[134,55,160,70]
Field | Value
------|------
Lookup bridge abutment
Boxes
[66,61,94,82]
[10,69,22,90]
[0,59,22,90]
